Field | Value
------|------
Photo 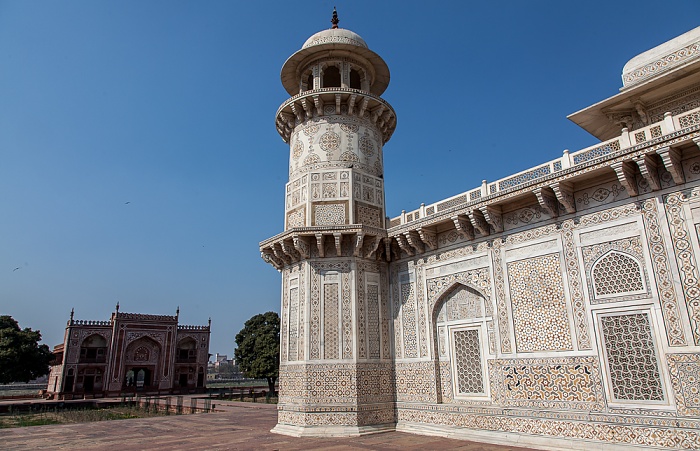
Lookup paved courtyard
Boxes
[1,400,542,450]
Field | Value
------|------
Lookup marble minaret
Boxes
[260,10,398,436]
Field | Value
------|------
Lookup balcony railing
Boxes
[389,106,700,228]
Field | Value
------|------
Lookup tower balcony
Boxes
[260,224,390,270]
[275,88,396,145]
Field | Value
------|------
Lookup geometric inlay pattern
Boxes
[314,203,346,225]
[395,361,437,403]
[356,203,383,227]
[401,283,418,358]
[288,286,299,361]
[600,313,664,402]
[490,239,512,354]
[452,329,484,395]
[287,207,305,229]
[367,284,381,359]
[641,198,686,346]
[667,353,700,416]
[664,190,700,345]
[324,283,340,360]
[507,254,573,352]
[489,356,605,411]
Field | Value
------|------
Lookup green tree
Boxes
[234,311,280,395]
[0,315,53,384]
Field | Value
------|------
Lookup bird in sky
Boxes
[13,267,21,272]
[124,201,131,204]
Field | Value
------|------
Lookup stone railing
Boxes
[178,325,210,331]
[69,320,111,326]
[116,312,177,322]
[390,106,700,227]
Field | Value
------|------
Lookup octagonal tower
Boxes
[260,10,398,437]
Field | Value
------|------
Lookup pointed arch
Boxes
[429,280,490,322]
[431,280,490,404]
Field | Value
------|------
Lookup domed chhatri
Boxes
[279,11,391,98]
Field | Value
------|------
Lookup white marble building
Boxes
[261,13,700,450]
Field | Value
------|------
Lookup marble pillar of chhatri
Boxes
[260,10,397,436]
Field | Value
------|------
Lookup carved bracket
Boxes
[347,94,358,116]
[333,233,343,257]
[395,234,414,256]
[635,155,661,191]
[480,206,503,233]
[293,235,311,259]
[300,97,313,120]
[657,146,685,185]
[367,235,382,259]
[280,240,300,263]
[353,233,364,257]
[611,160,639,197]
[358,96,369,118]
[469,210,490,236]
[261,249,283,270]
[551,181,576,214]
[451,214,475,240]
[405,231,425,254]
[533,187,559,217]
[417,227,437,251]
[315,233,325,258]
[272,243,291,266]
[313,94,324,116]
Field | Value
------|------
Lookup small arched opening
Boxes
[349,68,362,89]
[322,65,341,88]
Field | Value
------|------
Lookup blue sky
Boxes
[1,1,699,356]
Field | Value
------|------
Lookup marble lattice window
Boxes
[600,313,665,402]
[592,251,645,298]
[452,328,484,395]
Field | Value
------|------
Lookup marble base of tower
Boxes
[273,362,396,437]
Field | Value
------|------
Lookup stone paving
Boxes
[0,399,542,450]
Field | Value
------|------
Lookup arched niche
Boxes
[430,282,490,404]
[176,337,198,363]
[79,334,108,363]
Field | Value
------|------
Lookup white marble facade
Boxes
[261,20,700,450]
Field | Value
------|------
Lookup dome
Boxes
[302,28,368,50]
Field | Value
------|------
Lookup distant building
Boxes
[207,353,241,380]
[46,305,210,399]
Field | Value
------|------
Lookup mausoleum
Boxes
[260,11,700,450]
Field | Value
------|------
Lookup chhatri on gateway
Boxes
[261,10,700,451]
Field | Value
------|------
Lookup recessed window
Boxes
[323,66,341,88]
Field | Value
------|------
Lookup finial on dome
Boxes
[331,7,339,29]
[70,308,74,320]
[115,301,120,312]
